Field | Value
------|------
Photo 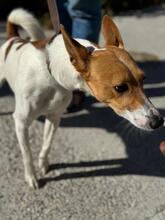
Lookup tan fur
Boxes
[61,25,91,79]
[5,38,49,61]
[4,38,16,60]
[102,15,124,48]
[31,39,49,49]
[60,17,145,114]
[6,18,48,53]
[87,48,145,113]
[6,21,19,39]
[16,39,29,50]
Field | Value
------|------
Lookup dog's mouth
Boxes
[134,112,164,130]
[119,110,164,131]
[116,99,164,131]
[128,113,164,131]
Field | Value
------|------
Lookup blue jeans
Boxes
[57,0,101,43]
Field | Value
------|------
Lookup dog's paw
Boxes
[38,158,49,176]
[25,173,39,189]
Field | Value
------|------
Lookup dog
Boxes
[0,8,163,189]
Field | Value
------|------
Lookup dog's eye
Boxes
[114,84,128,93]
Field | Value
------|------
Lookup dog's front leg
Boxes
[14,115,38,189]
[38,115,61,175]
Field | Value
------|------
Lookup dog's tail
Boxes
[7,8,46,40]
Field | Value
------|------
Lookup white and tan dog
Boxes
[0,9,163,189]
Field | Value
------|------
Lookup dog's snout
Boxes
[149,115,164,129]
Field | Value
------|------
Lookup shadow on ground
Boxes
[41,100,165,185]
[0,60,165,186]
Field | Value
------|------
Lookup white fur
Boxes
[120,97,160,130]
[0,26,98,188]
[0,36,73,188]
[8,8,46,40]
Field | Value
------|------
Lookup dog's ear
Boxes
[102,15,124,49]
[60,25,90,80]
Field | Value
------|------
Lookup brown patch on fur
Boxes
[111,47,145,82]
[31,39,49,49]
[15,38,48,50]
[5,38,28,60]
[16,42,28,50]
[60,24,91,79]
[16,39,29,50]
[102,15,124,48]
[60,16,146,114]
[6,21,19,39]
[4,39,16,60]
[86,47,145,113]
[5,37,49,61]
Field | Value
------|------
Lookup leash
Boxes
[47,0,60,34]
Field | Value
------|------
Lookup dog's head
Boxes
[60,15,164,130]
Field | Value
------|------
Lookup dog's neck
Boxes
[47,34,96,92]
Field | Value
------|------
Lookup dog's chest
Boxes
[30,83,72,116]
[45,88,72,114]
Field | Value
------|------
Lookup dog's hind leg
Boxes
[38,114,61,176]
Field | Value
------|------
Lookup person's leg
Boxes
[56,0,72,34]
[68,0,101,43]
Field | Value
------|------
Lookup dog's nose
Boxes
[149,115,164,129]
